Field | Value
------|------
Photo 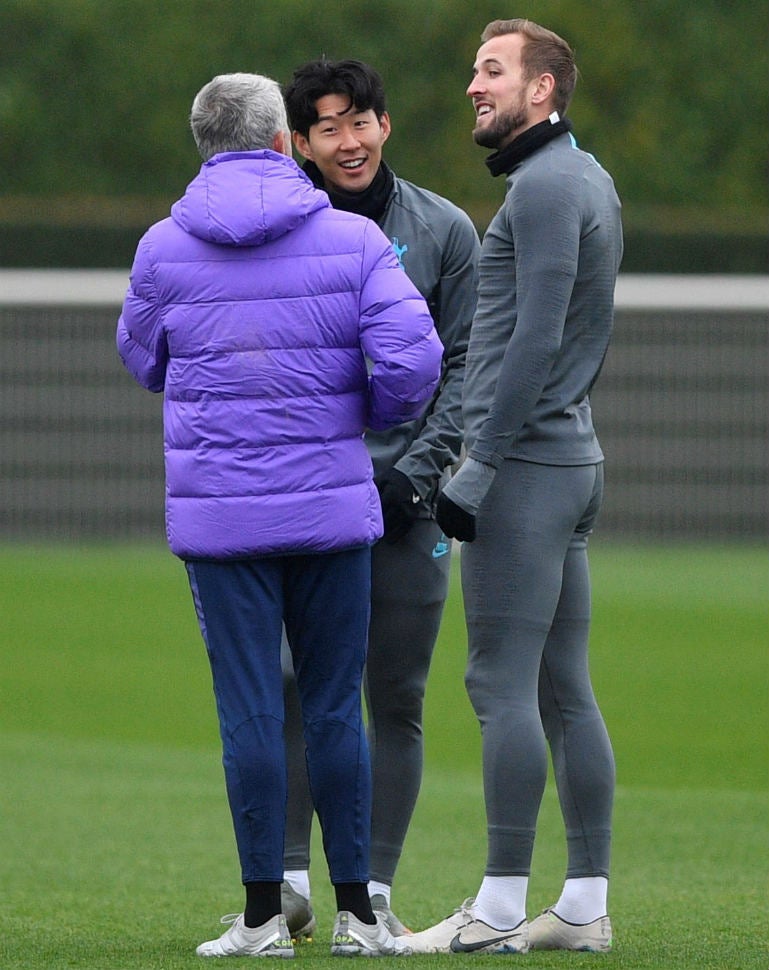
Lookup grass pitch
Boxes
[0,542,766,969]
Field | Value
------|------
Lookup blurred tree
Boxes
[0,0,765,262]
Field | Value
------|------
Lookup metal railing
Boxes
[1,271,767,542]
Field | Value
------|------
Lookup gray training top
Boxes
[463,131,623,468]
[367,174,480,505]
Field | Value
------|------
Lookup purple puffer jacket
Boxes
[117,150,443,559]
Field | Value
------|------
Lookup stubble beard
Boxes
[472,102,528,150]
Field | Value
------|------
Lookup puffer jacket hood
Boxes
[171,149,330,247]
[117,149,443,560]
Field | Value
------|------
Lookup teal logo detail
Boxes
[392,236,409,269]
[432,536,450,558]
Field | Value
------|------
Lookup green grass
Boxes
[0,543,767,969]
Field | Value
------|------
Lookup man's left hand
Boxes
[436,492,476,542]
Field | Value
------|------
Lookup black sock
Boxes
[244,881,281,928]
[335,883,376,925]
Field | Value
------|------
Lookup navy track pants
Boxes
[186,547,373,885]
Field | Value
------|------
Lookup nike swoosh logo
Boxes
[431,541,450,558]
[449,930,524,953]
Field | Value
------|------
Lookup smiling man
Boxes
[407,19,623,956]
[279,58,480,943]
[293,89,389,194]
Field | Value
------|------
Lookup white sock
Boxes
[283,868,311,900]
[473,875,528,929]
[553,876,608,924]
[368,881,391,905]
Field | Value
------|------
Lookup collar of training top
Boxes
[485,114,574,178]
[303,159,395,222]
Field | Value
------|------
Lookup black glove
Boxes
[436,491,476,542]
[376,468,421,543]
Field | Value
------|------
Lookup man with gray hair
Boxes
[189,72,291,160]
[117,71,442,958]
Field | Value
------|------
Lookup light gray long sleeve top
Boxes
[367,175,480,505]
[462,131,623,469]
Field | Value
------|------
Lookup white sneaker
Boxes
[196,913,294,957]
[370,894,412,936]
[280,883,317,941]
[330,911,413,956]
[529,907,612,951]
[408,898,528,955]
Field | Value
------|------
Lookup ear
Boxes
[292,130,313,161]
[530,72,556,106]
[271,130,290,156]
[379,111,392,143]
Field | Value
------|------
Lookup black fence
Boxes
[1,272,766,544]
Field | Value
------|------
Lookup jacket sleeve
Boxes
[358,221,444,431]
[394,211,479,498]
[116,234,168,393]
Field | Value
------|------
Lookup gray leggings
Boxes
[283,517,451,884]
[462,459,614,878]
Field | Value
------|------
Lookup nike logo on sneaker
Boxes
[449,920,528,954]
